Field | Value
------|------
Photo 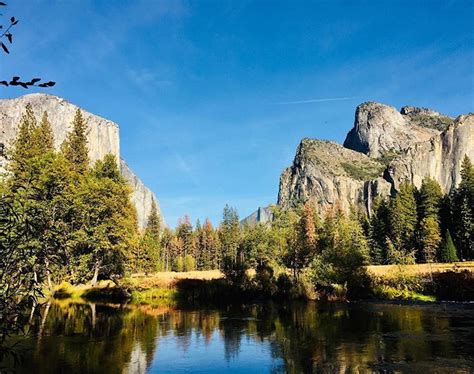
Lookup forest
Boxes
[1,105,474,352]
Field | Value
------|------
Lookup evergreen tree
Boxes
[160,228,174,271]
[34,111,55,153]
[389,181,417,253]
[62,109,89,174]
[311,209,369,292]
[417,177,443,220]
[452,156,474,260]
[176,215,194,271]
[419,216,441,263]
[145,200,161,241]
[73,155,137,285]
[369,197,390,264]
[417,177,443,261]
[9,104,37,178]
[218,205,240,263]
[439,230,459,263]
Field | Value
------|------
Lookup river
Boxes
[3,299,474,373]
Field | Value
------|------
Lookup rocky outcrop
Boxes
[278,102,472,216]
[277,139,390,214]
[343,102,446,158]
[0,93,161,229]
[387,114,474,193]
[241,206,273,226]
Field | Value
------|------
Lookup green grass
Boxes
[131,288,178,305]
[372,285,436,302]
[341,162,385,181]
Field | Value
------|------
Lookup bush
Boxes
[430,270,474,301]
[254,262,276,296]
[221,256,248,285]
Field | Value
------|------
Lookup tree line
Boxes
[132,159,473,281]
[1,105,473,352]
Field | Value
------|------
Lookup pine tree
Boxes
[145,200,161,241]
[9,104,37,177]
[439,230,459,263]
[176,215,194,271]
[62,109,89,174]
[369,197,390,264]
[34,111,55,153]
[389,181,417,253]
[417,177,443,261]
[418,177,443,220]
[419,216,441,263]
[219,205,240,263]
[452,156,474,260]
[74,155,137,285]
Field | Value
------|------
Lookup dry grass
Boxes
[129,270,223,288]
[367,262,474,277]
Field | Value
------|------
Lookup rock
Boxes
[343,102,441,158]
[277,138,389,214]
[120,159,162,230]
[241,206,273,226]
[400,106,454,131]
[278,103,472,216]
[0,93,161,229]
[387,114,474,193]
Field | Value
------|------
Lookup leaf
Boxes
[19,82,28,89]
[12,76,19,81]
[47,81,56,87]
[1,42,9,54]
[0,2,6,5]
[31,78,41,83]
[38,83,48,88]
[9,80,18,86]
[0,81,8,86]
[6,32,12,43]
[10,16,14,23]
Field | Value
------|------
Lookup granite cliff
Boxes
[277,102,473,216]
[0,93,161,229]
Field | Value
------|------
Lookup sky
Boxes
[1,0,473,227]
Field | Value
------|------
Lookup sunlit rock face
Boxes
[277,138,391,214]
[279,102,472,215]
[241,206,274,226]
[387,114,474,193]
[0,93,161,229]
[343,102,445,158]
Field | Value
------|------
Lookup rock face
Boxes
[241,206,273,226]
[278,139,390,214]
[343,102,447,158]
[279,102,472,215]
[0,93,161,229]
[387,114,474,193]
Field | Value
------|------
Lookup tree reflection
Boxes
[3,300,473,373]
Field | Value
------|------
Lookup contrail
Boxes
[274,96,358,105]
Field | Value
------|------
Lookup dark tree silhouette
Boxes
[0,1,55,88]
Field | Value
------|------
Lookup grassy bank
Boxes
[51,262,474,304]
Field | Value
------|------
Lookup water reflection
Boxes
[4,300,474,373]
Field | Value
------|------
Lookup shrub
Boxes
[430,270,474,301]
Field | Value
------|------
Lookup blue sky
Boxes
[1,0,473,226]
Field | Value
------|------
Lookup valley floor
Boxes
[50,261,474,305]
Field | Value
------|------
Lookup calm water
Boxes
[3,300,474,373]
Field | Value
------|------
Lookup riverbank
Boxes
[50,262,474,305]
